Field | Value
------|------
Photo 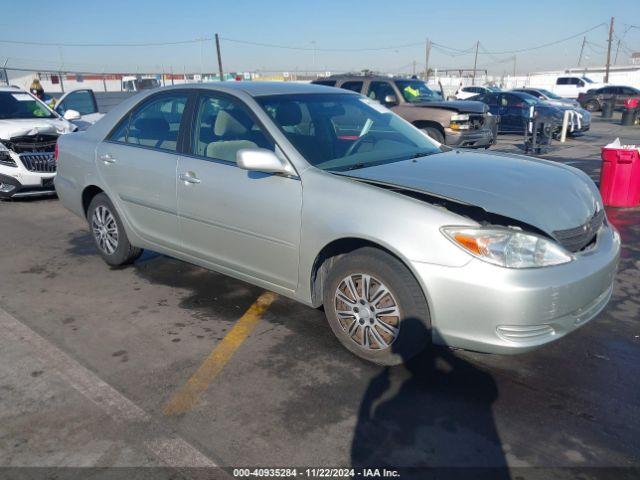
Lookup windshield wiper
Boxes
[409,151,436,160]
[344,162,366,171]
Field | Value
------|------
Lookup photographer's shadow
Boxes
[351,318,508,479]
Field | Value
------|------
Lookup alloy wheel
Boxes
[91,205,119,255]
[334,273,401,350]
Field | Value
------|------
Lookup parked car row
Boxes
[468,90,591,136]
[312,75,498,148]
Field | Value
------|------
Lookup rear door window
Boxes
[340,81,364,93]
[124,93,188,152]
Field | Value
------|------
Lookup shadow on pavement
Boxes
[351,318,508,480]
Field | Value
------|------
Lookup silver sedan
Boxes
[55,82,620,365]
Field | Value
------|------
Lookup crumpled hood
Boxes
[0,118,74,140]
[410,100,488,114]
[341,150,600,234]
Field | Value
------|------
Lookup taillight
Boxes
[54,141,59,162]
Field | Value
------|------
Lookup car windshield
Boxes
[395,80,439,103]
[537,88,562,100]
[257,93,443,172]
[582,77,594,83]
[0,91,55,119]
[486,86,502,92]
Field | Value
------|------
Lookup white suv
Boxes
[453,85,500,100]
[551,76,605,99]
[0,87,76,199]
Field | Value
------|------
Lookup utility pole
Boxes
[215,33,224,81]
[513,55,516,77]
[424,38,431,81]
[412,60,416,76]
[604,17,614,83]
[472,40,479,84]
[578,36,586,66]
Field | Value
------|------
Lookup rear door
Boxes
[96,91,191,250]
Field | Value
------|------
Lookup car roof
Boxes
[0,86,23,92]
[181,81,349,97]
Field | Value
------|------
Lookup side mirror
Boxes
[63,109,81,121]
[236,148,294,175]
[383,94,398,106]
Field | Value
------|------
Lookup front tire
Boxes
[87,193,142,266]
[423,127,445,144]
[323,247,431,365]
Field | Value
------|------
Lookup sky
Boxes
[0,0,638,76]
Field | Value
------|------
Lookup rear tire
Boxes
[87,193,142,266]
[423,127,445,144]
[323,247,431,365]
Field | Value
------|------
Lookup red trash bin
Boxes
[600,146,640,207]
[624,97,639,110]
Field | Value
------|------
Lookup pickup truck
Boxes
[313,75,498,148]
[542,76,606,99]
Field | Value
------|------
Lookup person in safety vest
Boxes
[30,78,56,109]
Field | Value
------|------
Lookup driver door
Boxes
[177,92,302,289]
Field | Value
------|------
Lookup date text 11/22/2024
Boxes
[232,468,400,478]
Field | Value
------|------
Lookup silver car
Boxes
[55,82,620,365]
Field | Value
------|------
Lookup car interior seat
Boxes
[206,110,258,163]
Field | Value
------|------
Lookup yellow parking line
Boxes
[163,291,278,416]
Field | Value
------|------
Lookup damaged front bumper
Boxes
[445,114,499,148]
[0,172,56,198]
[0,135,58,199]
[411,223,620,354]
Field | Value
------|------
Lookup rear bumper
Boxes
[411,223,621,354]
[0,172,56,199]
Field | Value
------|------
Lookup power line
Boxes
[476,23,607,54]
[0,23,608,55]
[0,38,209,47]
[219,37,424,52]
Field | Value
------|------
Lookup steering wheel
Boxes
[345,133,381,157]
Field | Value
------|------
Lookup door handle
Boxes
[100,153,116,164]
[179,172,201,184]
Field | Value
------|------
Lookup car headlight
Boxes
[450,113,470,130]
[0,142,17,167]
[451,113,469,121]
[441,227,573,268]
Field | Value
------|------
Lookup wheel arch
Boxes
[81,185,105,215]
[412,120,446,135]
[309,236,427,310]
